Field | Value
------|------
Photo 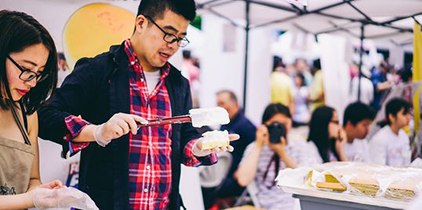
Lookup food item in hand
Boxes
[189,107,230,128]
[201,130,230,150]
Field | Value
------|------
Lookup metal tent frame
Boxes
[197,0,422,110]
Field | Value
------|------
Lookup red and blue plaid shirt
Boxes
[64,40,216,209]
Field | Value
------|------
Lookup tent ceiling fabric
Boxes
[196,0,422,45]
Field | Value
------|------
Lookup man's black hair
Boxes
[343,102,375,126]
[137,0,196,21]
[182,50,191,59]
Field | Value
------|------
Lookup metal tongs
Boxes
[137,107,230,128]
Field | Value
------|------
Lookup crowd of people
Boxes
[199,56,416,210]
[0,0,417,209]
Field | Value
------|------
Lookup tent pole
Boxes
[242,0,250,111]
[358,24,364,102]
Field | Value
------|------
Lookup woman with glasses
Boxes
[236,103,319,210]
[0,10,64,209]
[307,106,348,163]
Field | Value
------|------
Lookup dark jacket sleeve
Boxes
[38,58,98,149]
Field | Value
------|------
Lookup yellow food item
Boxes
[307,162,422,200]
[200,130,230,150]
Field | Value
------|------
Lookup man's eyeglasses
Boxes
[145,16,190,48]
[7,55,48,82]
[330,120,340,125]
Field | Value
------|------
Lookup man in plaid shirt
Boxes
[38,0,238,209]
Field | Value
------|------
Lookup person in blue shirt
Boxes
[217,90,256,198]
[202,90,256,208]
[370,61,392,110]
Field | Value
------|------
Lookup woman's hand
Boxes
[335,128,347,150]
[255,125,269,148]
[266,136,287,153]
[37,180,64,189]
[335,128,348,161]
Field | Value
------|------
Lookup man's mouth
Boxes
[159,52,171,58]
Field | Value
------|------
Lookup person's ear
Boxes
[134,15,148,33]
[388,113,396,124]
[345,121,353,129]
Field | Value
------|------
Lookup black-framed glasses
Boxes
[330,120,340,125]
[7,55,48,82]
[145,16,190,48]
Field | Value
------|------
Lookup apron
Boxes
[0,101,35,195]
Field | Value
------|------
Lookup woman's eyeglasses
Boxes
[7,55,49,82]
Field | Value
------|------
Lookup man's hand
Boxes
[94,113,148,147]
[192,134,239,157]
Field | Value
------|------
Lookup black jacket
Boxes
[38,42,205,209]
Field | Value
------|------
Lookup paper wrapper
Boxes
[276,162,422,209]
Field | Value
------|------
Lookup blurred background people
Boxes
[349,62,374,105]
[202,90,256,209]
[292,73,310,127]
[56,52,70,88]
[182,50,201,108]
[342,102,375,162]
[370,60,393,110]
[309,59,325,110]
[307,106,347,163]
[369,98,411,166]
[270,56,294,114]
[236,103,318,210]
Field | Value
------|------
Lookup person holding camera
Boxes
[307,106,348,163]
[236,103,319,210]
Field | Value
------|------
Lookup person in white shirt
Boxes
[369,98,411,166]
[292,73,310,126]
[348,63,374,105]
[307,106,348,163]
[342,102,375,162]
[56,53,70,88]
[236,103,319,210]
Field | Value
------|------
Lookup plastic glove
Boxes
[32,187,98,210]
[93,123,110,147]
[94,113,148,147]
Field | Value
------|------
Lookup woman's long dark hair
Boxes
[307,106,339,163]
[261,103,291,187]
[0,10,57,114]
[377,97,411,127]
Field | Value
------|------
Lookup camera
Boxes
[266,122,286,144]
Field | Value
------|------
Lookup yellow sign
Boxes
[63,3,135,70]
[413,22,422,132]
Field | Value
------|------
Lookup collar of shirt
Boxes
[123,39,170,80]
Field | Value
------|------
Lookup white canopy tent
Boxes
[196,0,422,109]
